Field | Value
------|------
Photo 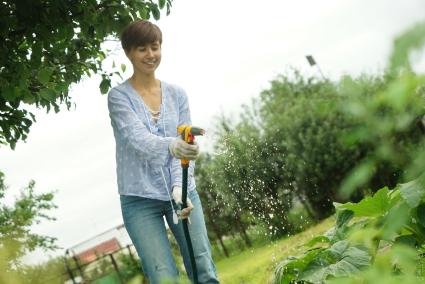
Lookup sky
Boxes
[1,0,425,264]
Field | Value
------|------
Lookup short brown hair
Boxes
[120,20,162,53]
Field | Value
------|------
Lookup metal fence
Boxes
[64,244,147,284]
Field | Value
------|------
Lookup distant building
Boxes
[67,223,133,262]
[77,238,121,263]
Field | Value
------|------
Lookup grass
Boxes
[214,217,334,284]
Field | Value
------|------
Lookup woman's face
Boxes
[126,41,162,75]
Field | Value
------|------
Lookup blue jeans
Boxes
[120,190,220,284]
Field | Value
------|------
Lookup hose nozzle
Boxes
[177,125,204,166]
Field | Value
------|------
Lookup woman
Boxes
[107,20,220,284]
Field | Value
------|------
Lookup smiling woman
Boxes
[107,19,220,284]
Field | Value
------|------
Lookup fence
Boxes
[64,244,148,284]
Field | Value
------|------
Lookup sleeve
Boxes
[108,88,174,167]
[170,87,196,188]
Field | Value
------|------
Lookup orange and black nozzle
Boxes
[177,125,205,167]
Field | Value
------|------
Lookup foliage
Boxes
[338,22,425,197]
[271,19,425,284]
[195,154,239,257]
[117,250,145,282]
[205,71,413,232]
[19,257,68,284]
[85,254,115,280]
[205,65,421,233]
[195,154,224,225]
[197,22,425,245]
[258,73,361,219]
[214,218,335,284]
[255,67,423,219]
[0,170,58,283]
[212,116,294,238]
[0,0,173,149]
[272,180,425,284]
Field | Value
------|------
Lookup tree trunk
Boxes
[217,236,229,257]
[294,190,318,221]
[205,209,230,257]
[235,217,252,247]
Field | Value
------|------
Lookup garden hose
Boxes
[177,125,205,284]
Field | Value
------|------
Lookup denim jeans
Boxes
[120,190,220,284]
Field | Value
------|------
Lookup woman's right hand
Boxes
[169,137,199,160]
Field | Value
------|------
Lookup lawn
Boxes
[214,217,334,284]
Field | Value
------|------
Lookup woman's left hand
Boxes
[172,186,194,220]
[179,202,194,220]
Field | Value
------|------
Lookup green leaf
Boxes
[38,68,54,85]
[339,160,376,198]
[416,203,425,228]
[274,248,324,284]
[394,234,417,247]
[389,21,425,72]
[98,52,105,61]
[38,88,56,101]
[399,179,425,208]
[304,236,330,248]
[120,63,126,73]
[151,5,160,20]
[300,241,371,283]
[22,90,36,104]
[99,78,111,95]
[139,8,149,20]
[159,0,166,9]
[325,210,354,243]
[338,187,391,217]
[381,201,410,240]
[336,209,354,228]
[2,87,16,102]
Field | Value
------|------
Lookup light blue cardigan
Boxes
[108,80,196,200]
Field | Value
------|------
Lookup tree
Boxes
[212,115,294,239]
[258,73,357,219]
[0,0,172,149]
[0,170,58,281]
[195,154,234,257]
[20,257,68,284]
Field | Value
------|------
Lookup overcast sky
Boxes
[1,0,425,264]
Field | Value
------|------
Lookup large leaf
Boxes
[38,88,56,102]
[381,201,410,240]
[273,248,325,284]
[336,209,354,228]
[337,187,391,217]
[399,179,425,208]
[37,67,53,85]
[325,210,354,243]
[300,241,371,283]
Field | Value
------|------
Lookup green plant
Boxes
[1,0,173,149]
[117,251,143,281]
[272,19,425,284]
[0,170,58,284]
[272,178,425,284]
